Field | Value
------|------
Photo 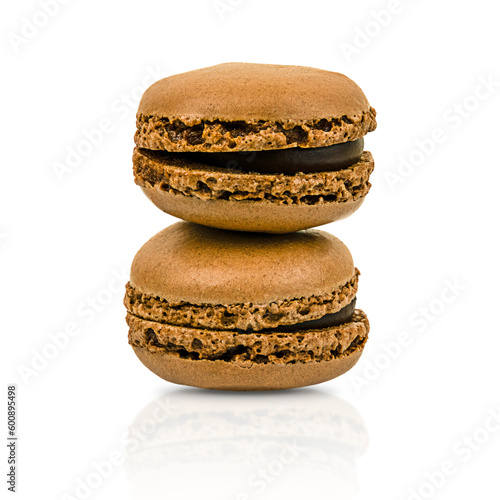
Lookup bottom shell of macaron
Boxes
[127,310,369,391]
[133,148,374,233]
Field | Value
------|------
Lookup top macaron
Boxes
[133,63,377,233]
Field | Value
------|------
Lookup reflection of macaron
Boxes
[125,390,368,500]
[124,222,369,390]
[133,63,376,233]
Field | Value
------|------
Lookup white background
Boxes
[2,1,499,499]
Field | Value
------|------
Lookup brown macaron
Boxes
[133,63,376,233]
[124,222,369,391]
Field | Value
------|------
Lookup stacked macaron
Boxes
[125,63,376,390]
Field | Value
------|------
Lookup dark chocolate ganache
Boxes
[172,139,364,175]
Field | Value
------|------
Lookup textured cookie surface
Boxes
[133,148,374,205]
[142,186,367,233]
[125,271,358,331]
[135,63,377,152]
[129,310,368,391]
[128,310,368,365]
[133,345,365,391]
[130,222,355,305]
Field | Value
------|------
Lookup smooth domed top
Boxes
[130,222,355,305]
[137,62,373,124]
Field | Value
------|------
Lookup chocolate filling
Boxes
[166,139,364,175]
[247,298,357,333]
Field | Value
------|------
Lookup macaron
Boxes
[124,222,369,391]
[133,62,376,233]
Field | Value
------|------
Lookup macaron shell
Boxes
[136,112,376,153]
[138,63,372,125]
[131,340,365,391]
[130,222,354,305]
[133,148,374,201]
[132,148,374,231]
[135,63,376,152]
[141,185,366,233]
[127,309,367,364]
[128,307,368,390]
[125,272,358,331]
[133,146,373,233]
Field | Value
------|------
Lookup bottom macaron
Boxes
[128,310,368,391]
[125,222,369,391]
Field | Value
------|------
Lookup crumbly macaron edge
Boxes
[135,109,377,153]
[125,272,358,332]
[127,309,369,366]
[133,149,374,206]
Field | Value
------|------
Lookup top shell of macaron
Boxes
[129,222,355,305]
[135,62,377,152]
